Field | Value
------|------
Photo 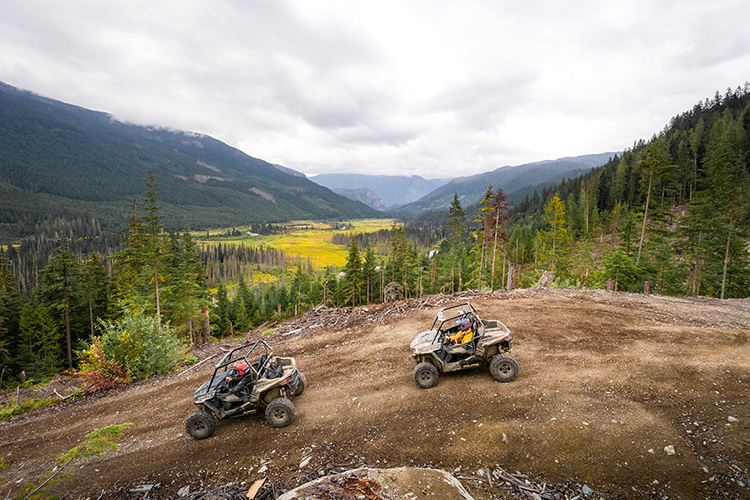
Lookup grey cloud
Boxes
[425,71,539,129]
[333,120,420,147]
[3,0,750,180]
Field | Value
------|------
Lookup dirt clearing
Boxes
[1,289,748,499]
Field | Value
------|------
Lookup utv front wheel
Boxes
[186,411,216,440]
[294,372,307,396]
[413,362,439,389]
[490,355,519,383]
[265,397,295,427]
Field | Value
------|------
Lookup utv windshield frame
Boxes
[428,302,480,344]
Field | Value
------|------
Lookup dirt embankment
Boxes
[1,289,749,499]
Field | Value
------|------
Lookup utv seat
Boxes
[251,355,268,376]
[443,341,473,356]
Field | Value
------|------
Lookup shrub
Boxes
[99,311,183,379]
[77,338,130,392]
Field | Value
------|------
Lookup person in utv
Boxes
[445,318,473,345]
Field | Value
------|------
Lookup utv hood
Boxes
[410,329,441,355]
[193,371,225,404]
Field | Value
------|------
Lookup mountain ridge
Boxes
[0,81,379,241]
[395,152,618,214]
[311,173,452,209]
[330,187,388,211]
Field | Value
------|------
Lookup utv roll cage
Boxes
[196,339,273,400]
[428,302,480,342]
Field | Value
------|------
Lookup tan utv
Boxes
[409,302,518,388]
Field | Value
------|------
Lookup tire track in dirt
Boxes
[1,289,748,499]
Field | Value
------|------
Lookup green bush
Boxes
[99,311,183,379]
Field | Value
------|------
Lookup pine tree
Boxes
[41,243,79,369]
[160,232,182,323]
[143,171,165,320]
[637,138,672,265]
[113,198,147,308]
[447,193,466,252]
[214,283,232,338]
[80,252,109,338]
[19,300,62,379]
[388,223,409,286]
[488,188,510,290]
[343,242,363,306]
[539,194,568,272]
[236,275,252,330]
[362,246,378,304]
[604,249,640,292]
[473,186,494,289]
[0,252,23,379]
[178,231,209,344]
[446,194,466,291]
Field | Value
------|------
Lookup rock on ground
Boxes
[277,467,474,499]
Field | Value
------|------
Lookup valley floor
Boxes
[1,289,749,499]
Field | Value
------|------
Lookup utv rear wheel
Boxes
[413,362,439,389]
[490,355,519,383]
[294,372,307,396]
[186,411,216,440]
[265,397,295,427]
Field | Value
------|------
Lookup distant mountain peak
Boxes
[311,173,452,209]
[395,152,619,215]
[331,187,388,211]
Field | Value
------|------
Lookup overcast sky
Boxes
[2,1,749,179]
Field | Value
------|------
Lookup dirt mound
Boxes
[1,289,748,499]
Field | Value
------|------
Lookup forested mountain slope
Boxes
[395,153,616,215]
[0,81,379,241]
[504,85,750,298]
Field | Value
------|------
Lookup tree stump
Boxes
[534,270,554,288]
[506,262,520,291]
[201,306,210,344]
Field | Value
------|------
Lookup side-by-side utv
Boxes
[186,340,306,439]
[409,302,518,388]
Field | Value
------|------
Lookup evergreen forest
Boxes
[1,86,749,394]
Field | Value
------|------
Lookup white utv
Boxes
[409,302,518,389]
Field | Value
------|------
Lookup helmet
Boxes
[235,361,249,376]
[457,318,471,331]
